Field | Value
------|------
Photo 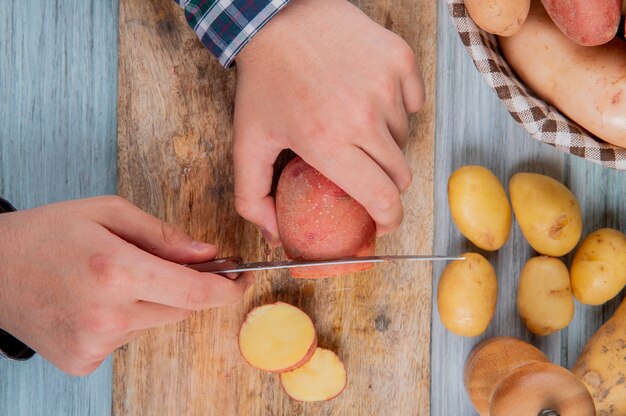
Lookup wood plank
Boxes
[431,1,626,413]
[0,1,118,415]
[113,0,436,414]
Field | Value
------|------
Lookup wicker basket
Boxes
[447,0,626,170]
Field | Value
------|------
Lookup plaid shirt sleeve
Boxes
[174,0,291,68]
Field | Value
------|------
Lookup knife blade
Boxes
[187,255,464,275]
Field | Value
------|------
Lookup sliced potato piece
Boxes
[280,348,347,402]
[238,302,317,373]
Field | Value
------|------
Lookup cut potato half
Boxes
[238,302,317,373]
[280,348,347,402]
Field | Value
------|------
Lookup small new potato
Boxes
[570,228,626,305]
[448,166,512,251]
[437,253,498,337]
[509,173,582,257]
[465,0,530,36]
[517,256,574,336]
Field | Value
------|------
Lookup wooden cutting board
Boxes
[113,0,436,414]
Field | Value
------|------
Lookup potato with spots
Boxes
[517,256,574,336]
[570,228,626,305]
[574,297,626,415]
[509,173,582,257]
[275,156,376,278]
[465,0,530,36]
[448,166,512,251]
[437,253,498,337]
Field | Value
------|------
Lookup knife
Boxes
[187,255,464,276]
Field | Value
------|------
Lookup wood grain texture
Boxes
[432,1,626,414]
[0,1,118,415]
[113,0,436,414]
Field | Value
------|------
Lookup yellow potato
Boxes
[448,166,512,251]
[509,173,582,257]
[517,256,574,336]
[570,228,626,305]
[437,253,498,337]
[465,0,530,36]
[574,297,626,415]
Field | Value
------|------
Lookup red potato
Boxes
[541,0,621,45]
[499,2,626,148]
[280,348,347,402]
[238,302,317,373]
[275,156,376,278]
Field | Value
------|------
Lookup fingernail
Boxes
[191,240,215,251]
[261,229,282,248]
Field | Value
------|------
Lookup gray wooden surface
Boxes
[431,1,626,414]
[0,1,118,415]
[2,0,624,415]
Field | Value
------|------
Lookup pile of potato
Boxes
[441,166,626,412]
[464,0,626,148]
[438,165,626,339]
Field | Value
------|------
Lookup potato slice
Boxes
[280,348,347,402]
[238,302,317,373]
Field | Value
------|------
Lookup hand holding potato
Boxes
[232,0,425,245]
[0,197,252,375]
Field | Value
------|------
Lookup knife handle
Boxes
[186,257,243,279]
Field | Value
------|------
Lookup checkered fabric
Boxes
[175,0,291,67]
[447,0,626,170]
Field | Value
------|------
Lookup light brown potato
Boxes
[574,297,626,415]
[465,0,531,36]
[517,256,574,336]
[499,2,626,148]
[448,166,512,251]
[570,228,626,305]
[437,253,498,337]
[509,173,582,257]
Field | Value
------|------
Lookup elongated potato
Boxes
[570,228,626,305]
[517,256,574,336]
[448,166,511,251]
[437,253,498,337]
[465,0,530,36]
[573,297,626,415]
[499,2,626,148]
[541,0,621,46]
[509,173,582,257]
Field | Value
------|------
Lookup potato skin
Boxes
[499,2,626,148]
[464,0,530,36]
[437,253,498,337]
[570,228,626,305]
[540,0,621,46]
[516,256,574,336]
[573,297,626,415]
[509,173,582,257]
[276,156,376,278]
[448,166,512,251]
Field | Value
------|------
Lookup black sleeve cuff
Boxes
[0,196,36,361]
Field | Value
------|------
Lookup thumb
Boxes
[89,196,218,263]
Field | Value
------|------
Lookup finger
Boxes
[400,58,425,114]
[232,133,282,247]
[387,93,411,150]
[359,129,412,193]
[302,146,403,236]
[128,301,192,331]
[90,196,218,264]
[125,246,254,309]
